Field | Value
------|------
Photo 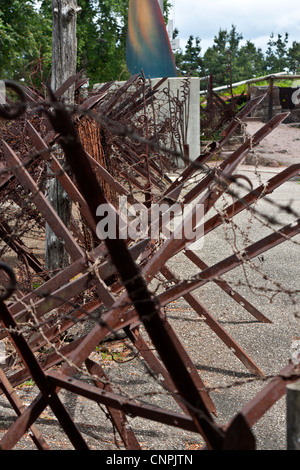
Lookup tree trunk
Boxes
[45,0,79,274]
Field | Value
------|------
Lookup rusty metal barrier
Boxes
[0,77,299,450]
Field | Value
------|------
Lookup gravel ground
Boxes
[0,161,299,451]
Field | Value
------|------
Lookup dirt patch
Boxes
[243,120,300,167]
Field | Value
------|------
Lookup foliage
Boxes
[0,0,52,88]
[265,32,289,73]
[0,0,173,89]
[176,25,300,87]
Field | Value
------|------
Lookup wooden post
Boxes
[247,83,251,102]
[287,381,300,450]
[268,76,274,121]
[45,0,80,273]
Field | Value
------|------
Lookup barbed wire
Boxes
[0,79,299,450]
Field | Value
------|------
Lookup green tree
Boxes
[0,0,52,86]
[178,35,203,76]
[237,40,266,79]
[203,26,269,85]
[265,32,289,73]
[203,28,232,85]
[287,41,300,74]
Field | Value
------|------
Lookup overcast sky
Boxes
[171,0,300,52]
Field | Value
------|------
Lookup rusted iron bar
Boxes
[238,362,300,428]
[160,265,265,376]
[43,94,225,449]
[47,370,201,434]
[182,112,290,205]
[0,394,49,450]
[0,218,47,279]
[1,141,84,262]
[26,121,97,233]
[84,358,142,450]
[0,367,50,450]
[0,298,89,450]
[164,93,268,196]
[10,238,149,324]
[158,219,300,307]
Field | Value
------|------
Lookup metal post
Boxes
[287,381,300,450]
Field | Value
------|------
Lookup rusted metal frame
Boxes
[158,113,293,267]
[0,367,50,450]
[83,149,138,205]
[125,324,191,414]
[176,165,300,305]
[0,394,48,450]
[1,141,84,262]
[44,99,226,449]
[111,77,168,121]
[0,218,47,279]
[110,261,216,413]
[4,271,141,452]
[184,251,272,324]
[118,136,172,185]
[54,73,84,100]
[64,247,217,417]
[163,94,268,197]
[84,358,142,450]
[11,238,149,324]
[160,265,265,377]
[0,313,147,450]
[120,167,146,192]
[76,92,109,119]
[106,80,154,119]
[171,166,300,315]
[46,370,202,434]
[182,112,290,205]
[114,141,167,190]
[158,219,300,307]
[101,74,141,115]
[0,299,90,450]
[4,311,138,392]
[237,362,300,428]
[139,113,292,286]
[26,121,97,233]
